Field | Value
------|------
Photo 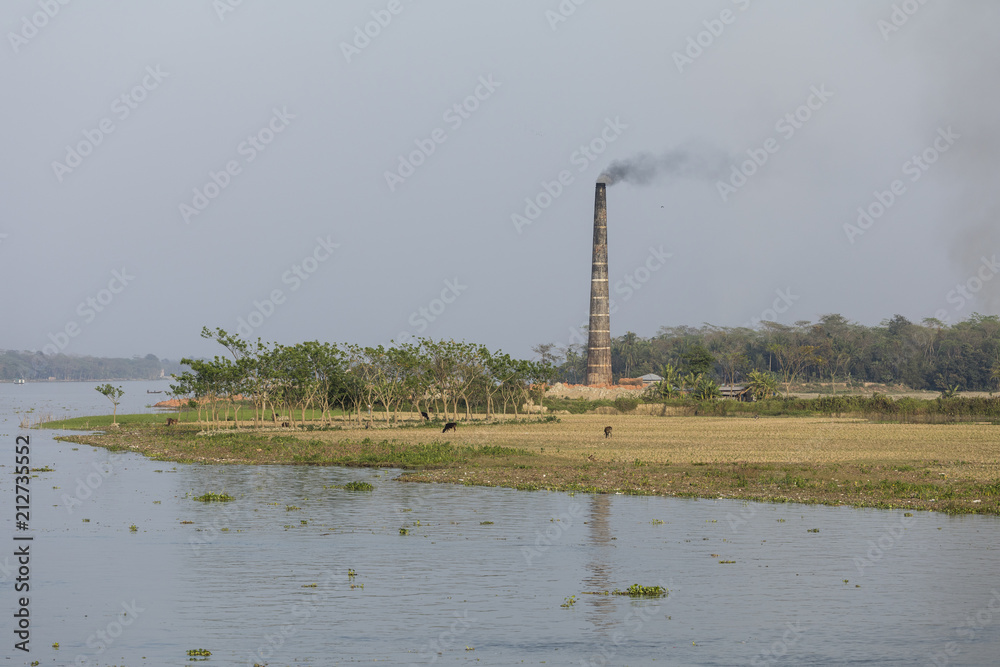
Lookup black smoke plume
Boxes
[598,147,728,186]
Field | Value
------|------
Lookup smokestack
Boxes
[586,182,612,386]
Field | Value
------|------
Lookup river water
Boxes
[1,381,999,666]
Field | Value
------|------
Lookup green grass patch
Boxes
[322,440,533,469]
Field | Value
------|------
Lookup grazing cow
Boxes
[442,422,457,433]
[604,425,612,439]
[166,418,178,426]
[421,411,430,421]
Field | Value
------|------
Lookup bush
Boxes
[614,395,641,413]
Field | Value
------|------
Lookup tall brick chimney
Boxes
[586,182,612,386]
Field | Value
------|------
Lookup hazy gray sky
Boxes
[2,1,997,362]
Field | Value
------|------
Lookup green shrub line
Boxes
[49,393,1000,428]
[549,393,1000,423]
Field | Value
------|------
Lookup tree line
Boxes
[0,350,185,382]
[547,313,1000,393]
[169,328,555,427]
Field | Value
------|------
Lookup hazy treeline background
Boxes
[0,351,186,381]
[550,313,1000,392]
[5,311,999,393]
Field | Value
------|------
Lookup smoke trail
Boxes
[598,147,728,186]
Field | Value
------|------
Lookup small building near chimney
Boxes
[639,373,663,387]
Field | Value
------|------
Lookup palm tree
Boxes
[616,332,640,379]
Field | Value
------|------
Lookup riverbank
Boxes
[47,413,1000,515]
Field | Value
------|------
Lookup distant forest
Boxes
[5,312,999,390]
[0,351,186,382]
[546,313,1000,392]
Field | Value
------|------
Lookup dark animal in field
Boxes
[165,418,178,426]
[364,421,372,430]
[421,411,430,421]
[282,421,291,428]
[604,426,612,438]
[753,413,760,420]
[587,454,596,461]
[442,422,457,433]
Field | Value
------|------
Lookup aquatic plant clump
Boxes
[343,481,375,491]
[193,492,234,502]
[611,584,667,598]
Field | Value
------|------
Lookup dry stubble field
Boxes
[304,414,1000,513]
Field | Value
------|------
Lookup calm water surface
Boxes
[1,381,999,665]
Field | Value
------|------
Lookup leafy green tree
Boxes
[614,332,642,379]
[392,341,432,420]
[531,343,561,368]
[559,344,587,384]
[95,384,124,425]
[716,348,747,387]
[682,343,715,376]
[485,351,521,417]
[768,342,820,397]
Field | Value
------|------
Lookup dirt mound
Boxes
[546,382,644,400]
